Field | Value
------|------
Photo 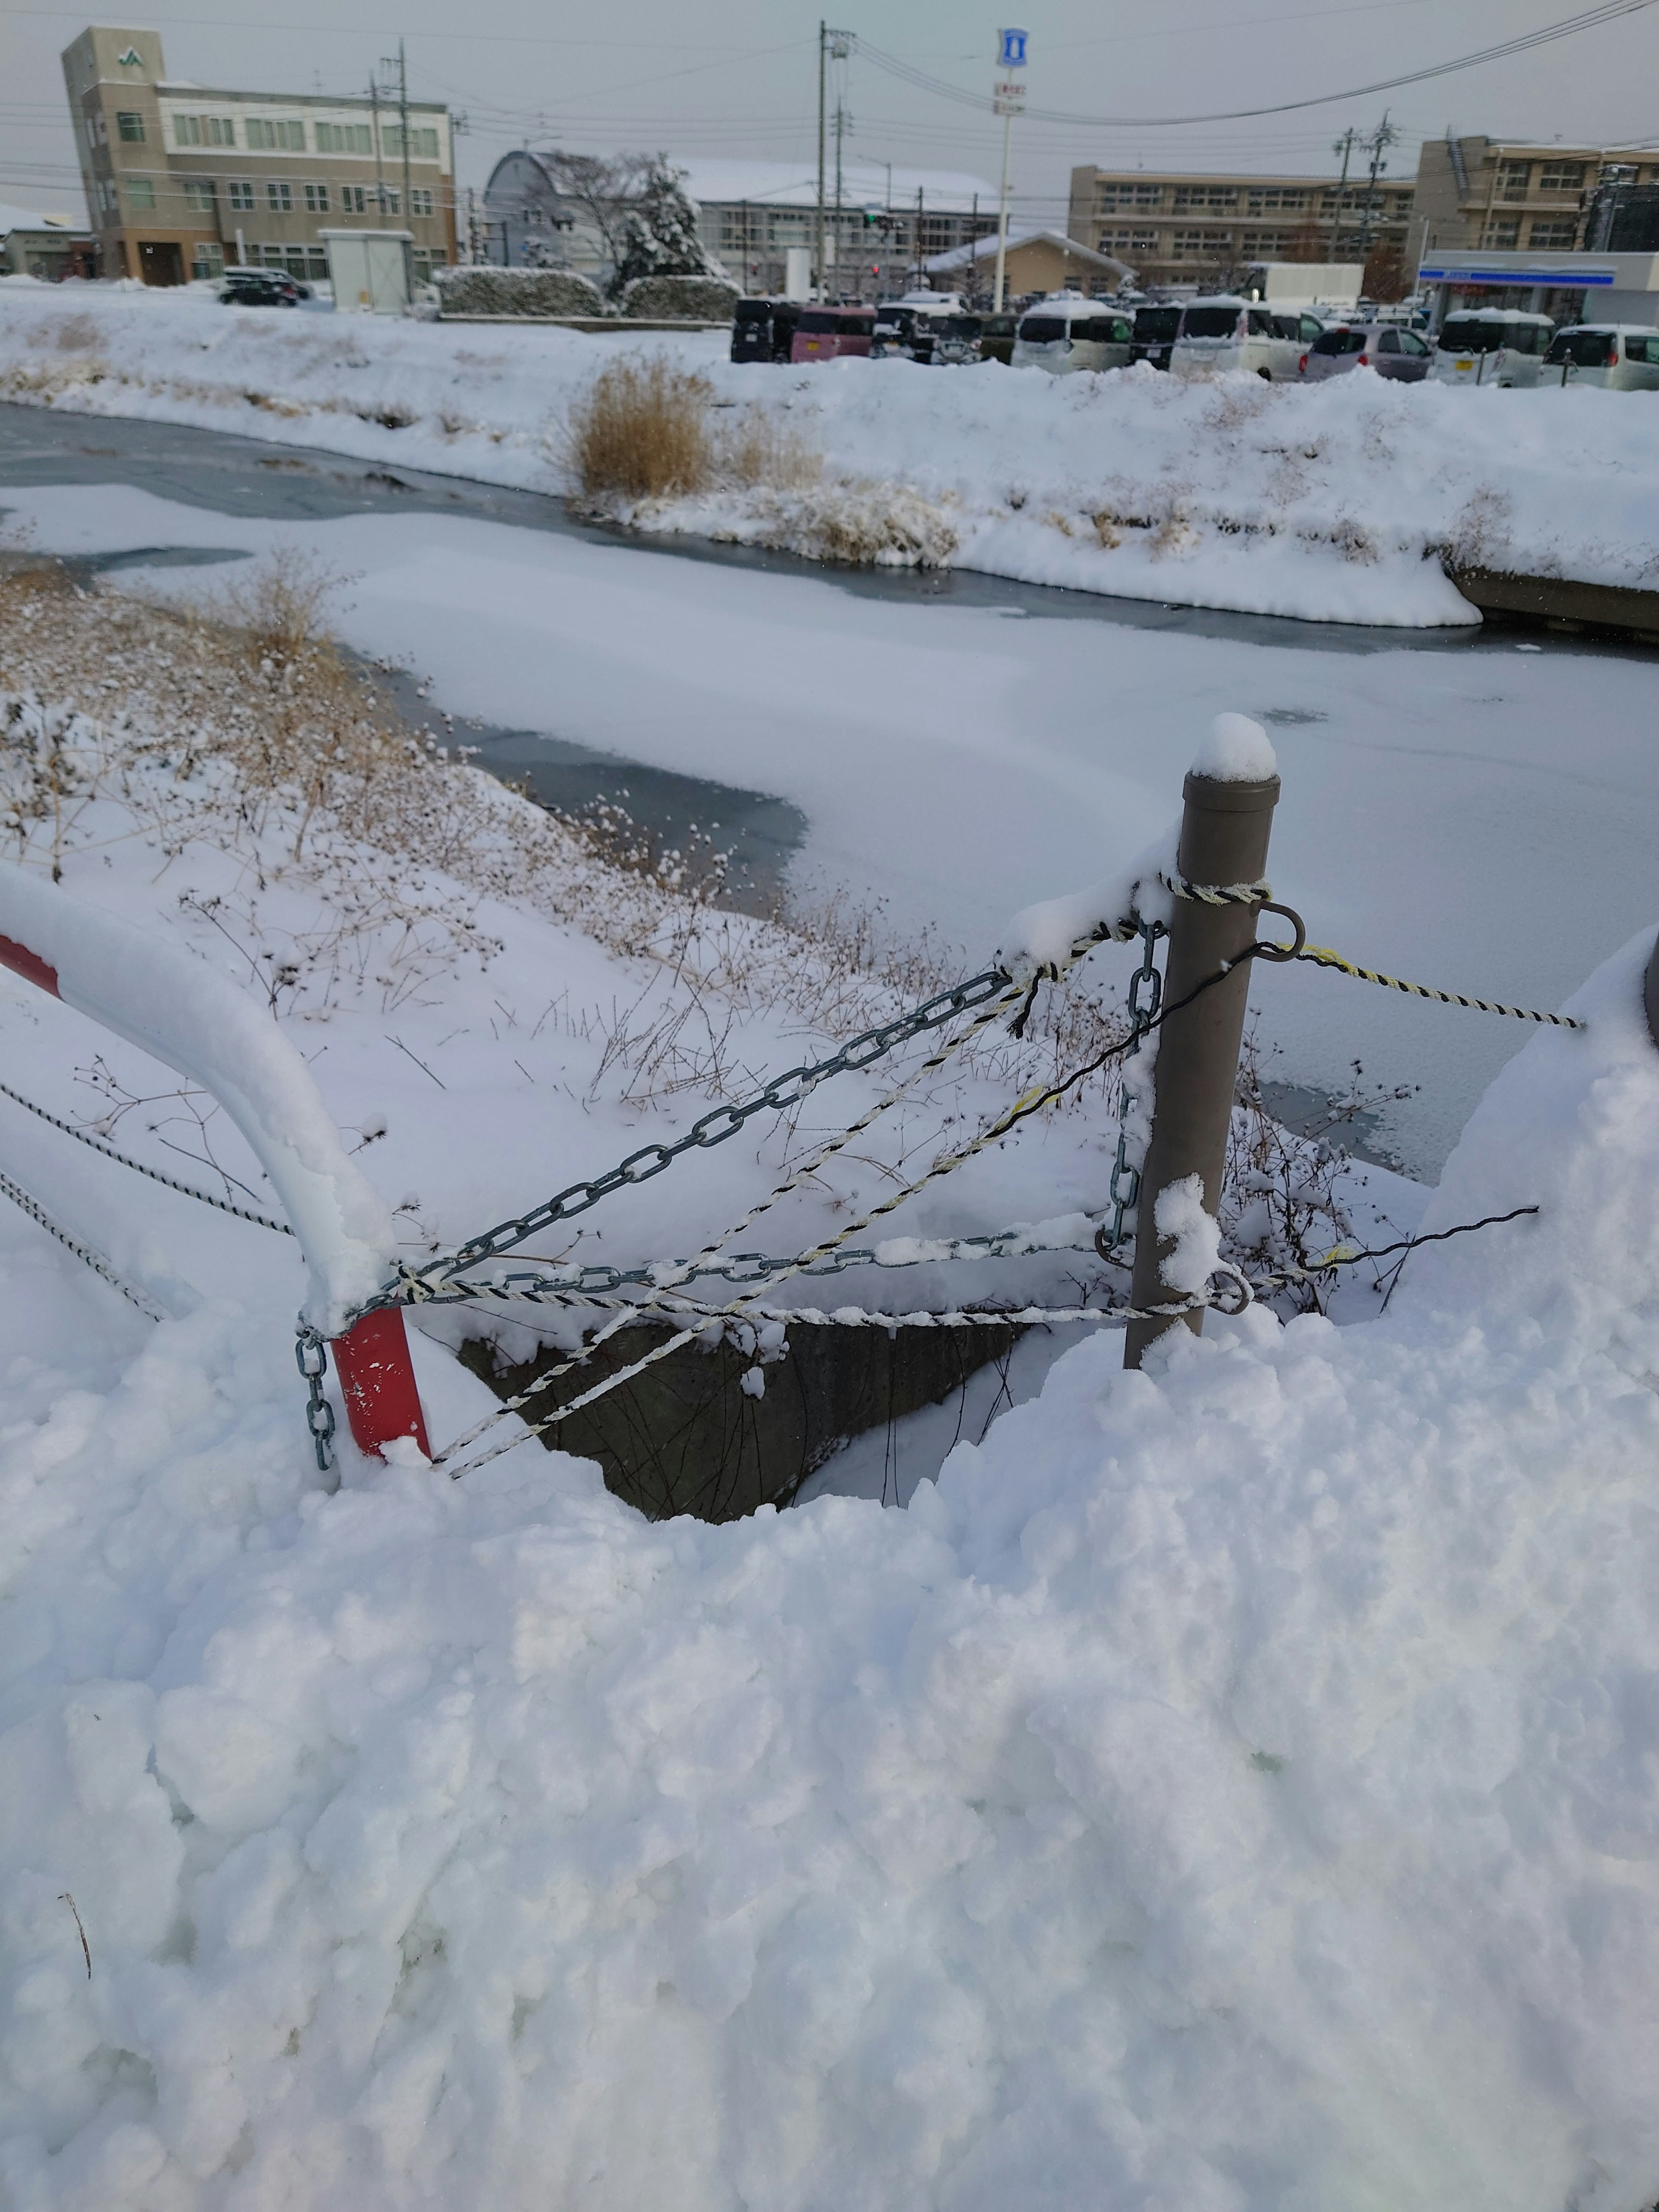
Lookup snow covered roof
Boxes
[0,201,88,238]
[674,160,999,216]
[923,227,1134,277]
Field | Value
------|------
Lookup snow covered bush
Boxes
[608,160,718,299]
[619,273,742,321]
[433,266,606,319]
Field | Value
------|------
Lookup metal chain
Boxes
[1101,918,1164,1259]
[0,1164,168,1322]
[295,1329,336,1473]
[1297,944,1586,1029]
[436,947,1265,1479]
[0,1077,293,1235]
[383,965,1017,1295]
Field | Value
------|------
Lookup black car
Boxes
[730,297,801,363]
[219,271,303,307]
[977,313,1018,365]
[1130,304,1182,370]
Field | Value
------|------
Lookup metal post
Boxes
[816,21,826,299]
[1123,766,1281,1369]
[993,109,1013,311]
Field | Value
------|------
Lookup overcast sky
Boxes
[4,0,1658,224]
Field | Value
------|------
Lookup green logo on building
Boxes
[117,46,143,65]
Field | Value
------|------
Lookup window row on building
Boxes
[1481,216,1583,249]
[92,107,440,159]
[89,175,435,218]
[1091,179,1412,218]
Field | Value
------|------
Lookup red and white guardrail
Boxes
[0,864,429,1462]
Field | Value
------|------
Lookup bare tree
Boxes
[535,151,657,273]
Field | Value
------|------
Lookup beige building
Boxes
[1408,136,1659,264]
[62,25,456,286]
[923,227,1132,300]
[1067,165,1413,290]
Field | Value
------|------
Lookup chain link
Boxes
[1101,918,1164,1259]
[295,1329,336,1473]
[373,966,1015,1300]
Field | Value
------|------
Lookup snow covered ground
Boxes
[6,466,1655,1179]
[3,278,1659,624]
[4,569,1659,2205]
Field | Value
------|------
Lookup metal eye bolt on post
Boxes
[1123,760,1282,1370]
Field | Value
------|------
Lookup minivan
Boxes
[1171,298,1319,380]
[1429,311,1555,388]
[1542,324,1659,391]
[730,298,800,364]
[1011,296,1133,373]
[790,306,876,363]
[871,292,982,365]
[1130,303,1183,370]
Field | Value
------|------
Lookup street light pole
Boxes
[993,107,1013,311]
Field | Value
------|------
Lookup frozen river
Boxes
[3,401,1656,1178]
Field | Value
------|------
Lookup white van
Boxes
[1011,294,1133,374]
[1541,324,1659,391]
[1171,296,1319,381]
[1429,310,1555,388]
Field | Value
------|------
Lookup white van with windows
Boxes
[1429,309,1555,388]
[1170,296,1321,380]
[1541,324,1659,391]
[1011,293,1134,374]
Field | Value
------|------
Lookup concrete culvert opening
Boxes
[459,1316,1025,1522]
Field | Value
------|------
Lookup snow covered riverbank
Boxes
[3,548,1659,2208]
[3,279,1658,625]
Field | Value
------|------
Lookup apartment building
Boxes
[62,25,455,285]
[1068,165,1412,290]
[1409,135,1659,263]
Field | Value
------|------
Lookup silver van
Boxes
[1011,295,1133,374]
[1429,310,1555,388]
[1542,324,1659,391]
[1171,298,1318,381]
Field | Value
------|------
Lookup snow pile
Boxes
[3,284,1659,623]
[3,899,1659,2208]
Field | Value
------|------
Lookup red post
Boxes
[331,1307,432,1461]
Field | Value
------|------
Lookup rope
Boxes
[0,1165,168,1321]
[1296,944,1585,1028]
[0,1078,294,1233]
[1161,870,1273,907]
[435,949,1269,1479]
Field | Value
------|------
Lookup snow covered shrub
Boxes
[618,273,741,321]
[566,355,714,500]
[433,265,605,319]
[607,159,717,299]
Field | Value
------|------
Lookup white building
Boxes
[481,152,999,299]
[1417,247,1659,328]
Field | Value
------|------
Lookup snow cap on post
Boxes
[1192,712,1277,783]
[0,863,396,1334]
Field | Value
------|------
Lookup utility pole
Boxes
[816,22,826,301]
[993,107,1014,311]
[371,72,385,216]
[1329,126,1357,261]
[398,41,411,234]
[1357,108,1399,254]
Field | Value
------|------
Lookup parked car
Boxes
[977,312,1019,365]
[730,297,800,363]
[1171,298,1318,380]
[1429,310,1555,388]
[1302,322,1433,382]
[1542,324,1659,390]
[218,271,303,307]
[1130,303,1183,370]
[1011,296,1133,373]
[871,293,982,364]
[790,306,876,363]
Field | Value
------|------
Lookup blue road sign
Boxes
[998,27,1029,67]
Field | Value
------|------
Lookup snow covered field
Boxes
[3,279,1659,623]
[4,556,1659,2206]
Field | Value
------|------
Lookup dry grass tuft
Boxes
[567,356,715,500]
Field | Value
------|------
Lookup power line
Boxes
[854,0,1659,128]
